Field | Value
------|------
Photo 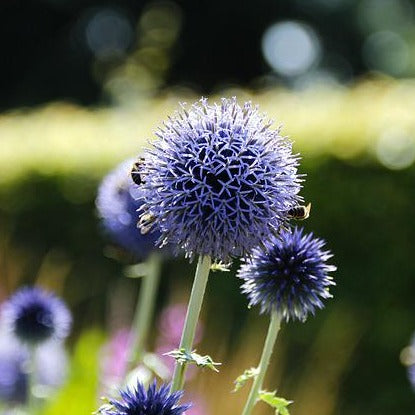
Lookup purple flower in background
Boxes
[155,304,203,377]
[98,381,190,415]
[0,335,27,404]
[138,97,302,261]
[409,365,415,390]
[96,159,161,262]
[406,334,415,391]
[158,304,202,346]
[238,227,336,322]
[0,333,68,405]
[1,287,72,345]
[100,329,131,389]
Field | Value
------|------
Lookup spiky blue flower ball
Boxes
[96,159,161,262]
[1,287,72,345]
[98,381,190,415]
[138,97,302,261]
[238,227,336,322]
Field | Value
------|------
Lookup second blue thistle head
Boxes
[1,287,72,346]
[238,227,336,322]
[96,159,161,263]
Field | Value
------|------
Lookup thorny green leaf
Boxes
[165,348,221,372]
[259,390,293,415]
[232,367,259,392]
[210,261,231,272]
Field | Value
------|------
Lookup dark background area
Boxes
[0,0,390,109]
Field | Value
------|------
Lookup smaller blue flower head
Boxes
[96,159,161,262]
[99,381,190,415]
[0,333,68,404]
[0,335,27,404]
[1,287,72,345]
[238,227,336,322]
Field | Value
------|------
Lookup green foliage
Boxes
[165,349,221,372]
[210,261,231,272]
[259,390,293,415]
[42,330,105,415]
[232,367,259,392]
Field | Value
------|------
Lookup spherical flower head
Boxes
[139,97,302,261]
[96,159,161,262]
[238,227,336,322]
[1,287,72,345]
[98,381,190,415]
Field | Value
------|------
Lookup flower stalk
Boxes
[241,311,282,415]
[170,255,212,392]
[26,347,37,412]
[127,253,162,367]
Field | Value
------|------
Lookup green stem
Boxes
[241,311,282,415]
[27,347,37,413]
[127,253,161,368]
[170,255,212,392]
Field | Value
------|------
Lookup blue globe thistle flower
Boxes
[409,365,415,391]
[98,381,190,415]
[238,227,336,322]
[1,287,72,345]
[0,333,68,405]
[96,159,161,262]
[138,97,302,261]
[0,335,27,404]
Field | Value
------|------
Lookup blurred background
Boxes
[1,0,415,414]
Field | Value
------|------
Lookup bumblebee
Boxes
[138,213,156,235]
[131,157,145,185]
[287,202,311,220]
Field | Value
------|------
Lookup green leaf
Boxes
[232,367,259,392]
[210,261,231,272]
[164,348,221,372]
[259,390,293,415]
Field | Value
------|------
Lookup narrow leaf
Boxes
[164,348,221,372]
[232,367,259,392]
[259,390,293,415]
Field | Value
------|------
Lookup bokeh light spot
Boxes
[376,129,415,170]
[261,21,321,77]
[363,31,409,76]
[86,8,134,60]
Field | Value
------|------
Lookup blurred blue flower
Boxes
[96,159,161,262]
[1,287,72,345]
[409,365,415,390]
[139,97,302,261]
[238,227,336,322]
[0,333,68,405]
[98,381,190,415]
[0,335,27,404]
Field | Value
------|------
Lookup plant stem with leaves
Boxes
[127,253,162,367]
[241,311,282,415]
[170,255,212,392]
